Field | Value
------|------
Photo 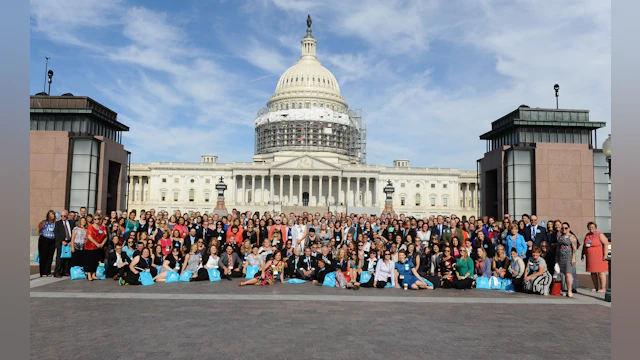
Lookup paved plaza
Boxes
[30,275,610,360]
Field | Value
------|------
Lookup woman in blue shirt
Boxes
[37,210,57,277]
[394,250,433,290]
[506,224,527,260]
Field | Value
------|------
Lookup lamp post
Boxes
[554,84,559,109]
[47,70,54,96]
[602,134,611,302]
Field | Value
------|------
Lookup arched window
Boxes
[189,189,195,202]
[173,190,179,202]
[204,191,210,203]
[415,193,421,206]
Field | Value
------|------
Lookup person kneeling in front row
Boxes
[107,243,130,280]
[373,251,396,288]
[311,258,334,285]
[394,250,433,290]
[153,247,183,282]
[219,245,243,280]
[121,247,155,285]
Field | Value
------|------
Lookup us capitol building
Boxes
[128,16,478,218]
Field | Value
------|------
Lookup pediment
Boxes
[272,155,339,170]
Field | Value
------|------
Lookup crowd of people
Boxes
[36,207,610,296]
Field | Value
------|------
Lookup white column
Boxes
[289,175,293,205]
[241,175,246,205]
[298,175,303,206]
[270,175,274,204]
[328,176,333,205]
[251,175,255,205]
[318,175,323,206]
[365,177,370,207]
[260,175,265,204]
[346,177,351,206]
[279,175,283,203]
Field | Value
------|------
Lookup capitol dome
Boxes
[266,17,348,113]
[255,15,365,164]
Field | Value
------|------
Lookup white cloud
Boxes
[31,0,611,171]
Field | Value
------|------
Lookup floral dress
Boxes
[261,260,285,286]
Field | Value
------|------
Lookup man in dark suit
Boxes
[184,228,198,250]
[285,248,302,279]
[107,243,130,279]
[430,215,448,241]
[201,221,214,247]
[53,210,73,277]
[297,247,317,280]
[218,245,243,280]
[524,215,547,247]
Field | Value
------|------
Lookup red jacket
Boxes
[226,228,245,247]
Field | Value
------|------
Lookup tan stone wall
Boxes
[30,131,70,229]
[534,143,594,239]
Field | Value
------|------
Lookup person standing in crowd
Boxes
[453,247,475,290]
[507,248,525,292]
[582,222,609,293]
[37,210,57,277]
[506,224,527,260]
[124,210,137,237]
[53,210,73,277]
[524,215,547,247]
[524,246,552,295]
[85,216,107,281]
[173,217,189,240]
[475,230,495,259]
[557,222,578,297]
[70,217,88,268]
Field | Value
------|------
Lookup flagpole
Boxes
[44,57,50,94]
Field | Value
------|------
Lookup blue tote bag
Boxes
[359,271,372,284]
[70,266,86,280]
[165,270,180,283]
[207,268,221,282]
[286,278,306,284]
[139,271,155,286]
[60,245,72,259]
[179,271,194,282]
[322,272,336,287]
[96,265,106,280]
[475,277,490,290]
[245,266,260,279]
[34,252,39,263]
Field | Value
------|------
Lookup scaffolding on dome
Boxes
[254,107,367,164]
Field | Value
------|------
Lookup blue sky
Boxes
[30,0,611,170]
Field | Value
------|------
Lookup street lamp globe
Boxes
[602,134,612,158]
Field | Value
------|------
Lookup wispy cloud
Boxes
[30,0,611,171]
